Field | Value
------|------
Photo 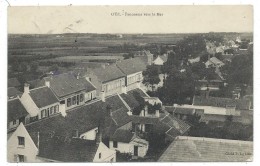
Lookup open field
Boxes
[8,33,185,57]
[41,55,124,63]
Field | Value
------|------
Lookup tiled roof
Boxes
[26,95,132,145]
[159,55,168,62]
[111,108,132,126]
[44,73,96,98]
[8,98,28,123]
[8,87,22,98]
[29,86,59,108]
[91,65,125,83]
[38,133,99,162]
[208,57,225,66]
[111,129,135,143]
[165,106,195,115]
[116,57,146,75]
[193,96,251,110]
[160,114,191,135]
[159,136,253,162]
[8,78,21,87]
[130,113,190,138]
[105,94,130,113]
[119,88,149,110]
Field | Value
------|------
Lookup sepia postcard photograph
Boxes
[5,4,254,163]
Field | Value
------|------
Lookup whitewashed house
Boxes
[20,83,62,122]
[116,57,146,91]
[86,65,126,97]
[109,129,149,157]
[7,123,40,162]
[153,54,168,65]
[43,73,97,111]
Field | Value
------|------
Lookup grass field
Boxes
[8,33,185,58]
[41,55,124,63]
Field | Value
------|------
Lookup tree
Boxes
[161,66,195,105]
[48,64,59,72]
[191,62,206,80]
[20,62,28,72]
[123,52,134,59]
[143,65,160,91]
[11,60,20,72]
[30,62,39,73]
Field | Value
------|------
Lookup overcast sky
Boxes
[8,6,253,34]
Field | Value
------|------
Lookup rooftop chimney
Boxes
[24,83,30,94]
[45,80,50,88]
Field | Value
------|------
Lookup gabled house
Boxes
[116,57,146,91]
[153,54,168,65]
[86,65,126,97]
[37,133,116,162]
[8,98,29,130]
[20,84,61,122]
[109,129,149,157]
[205,57,225,68]
[7,123,39,162]
[43,73,97,110]
[23,94,135,162]
[135,50,154,66]
[130,112,190,142]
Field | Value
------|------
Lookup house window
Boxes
[41,109,46,119]
[54,105,59,113]
[47,108,50,117]
[18,136,25,146]
[60,100,65,104]
[18,155,25,162]
[80,94,84,102]
[50,106,54,115]
[67,98,71,107]
[99,153,101,159]
[113,141,118,148]
[72,96,76,105]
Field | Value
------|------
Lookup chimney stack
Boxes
[24,83,30,94]
[45,80,50,88]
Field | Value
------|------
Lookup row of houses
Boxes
[7,56,190,162]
